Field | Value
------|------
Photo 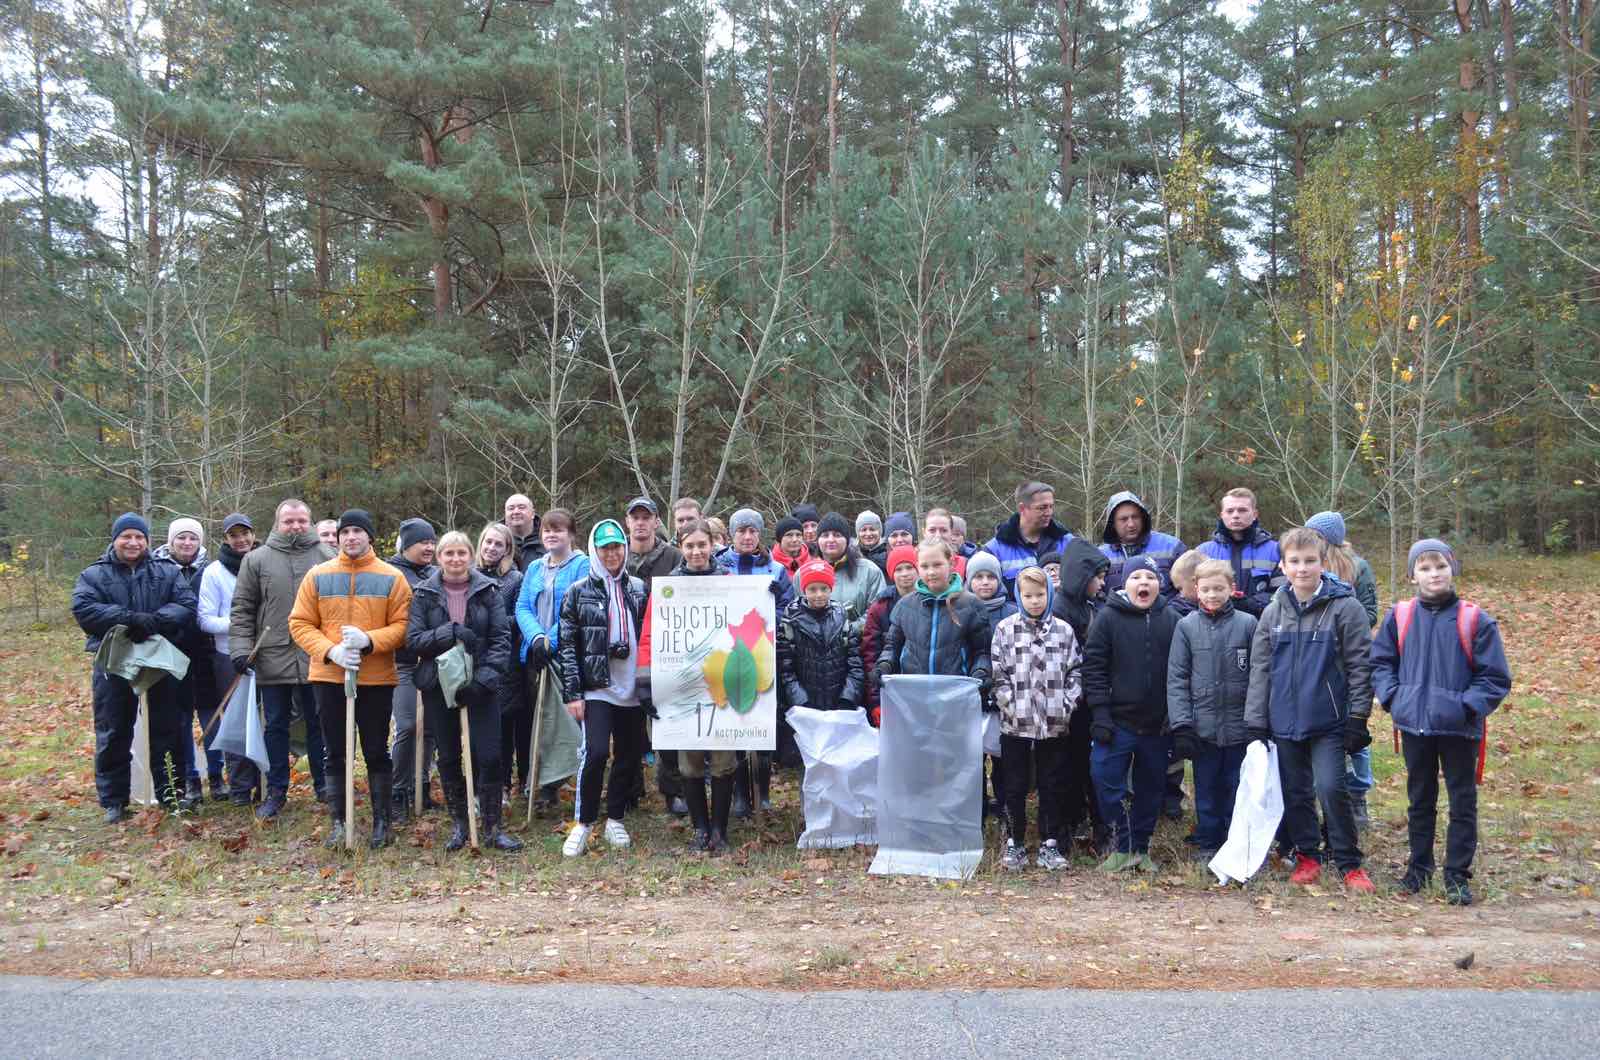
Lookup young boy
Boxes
[778,560,865,713]
[1243,527,1376,892]
[1167,548,1207,618]
[1038,551,1063,587]
[1371,539,1511,906]
[993,567,1082,871]
[1167,559,1257,859]
[1083,556,1181,872]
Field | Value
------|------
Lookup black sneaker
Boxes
[1444,877,1474,906]
[229,789,253,807]
[255,792,287,820]
[1397,869,1430,895]
[104,804,128,825]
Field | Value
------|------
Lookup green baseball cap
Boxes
[592,519,626,548]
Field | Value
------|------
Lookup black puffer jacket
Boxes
[1082,590,1181,735]
[880,578,992,687]
[778,600,864,710]
[556,565,647,702]
[483,565,528,715]
[388,553,434,666]
[404,568,512,698]
[72,546,197,653]
[152,544,209,657]
[1051,536,1110,648]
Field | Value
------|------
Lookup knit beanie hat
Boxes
[965,550,1003,583]
[398,517,437,552]
[817,512,853,541]
[1306,511,1347,548]
[884,511,915,538]
[729,508,764,535]
[797,559,835,591]
[1125,555,1165,587]
[775,515,804,540]
[166,517,204,545]
[791,503,821,525]
[887,545,920,575]
[1407,538,1459,576]
[1039,550,1062,567]
[111,512,149,541]
[337,509,376,541]
[855,510,883,535]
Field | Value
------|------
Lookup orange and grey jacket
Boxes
[288,549,412,686]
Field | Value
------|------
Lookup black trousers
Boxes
[1061,707,1105,841]
[314,682,393,778]
[1401,730,1480,881]
[426,689,502,795]
[1001,732,1070,845]
[92,670,185,808]
[576,699,646,825]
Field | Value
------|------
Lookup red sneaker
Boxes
[1288,853,1322,886]
[1343,867,1376,894]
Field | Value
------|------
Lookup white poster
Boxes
[649,575,777,751]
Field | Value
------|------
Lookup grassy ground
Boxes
[1,555,1598,989]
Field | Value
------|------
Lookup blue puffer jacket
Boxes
[1370,594,1512,739]
[1198,519,1281,616]
[715,546,796,612]
[983,513,1074,596]
[72,546,198,653]
[1098,491,1186,598]
[515,550,590,661]
[1243,576,1373,741]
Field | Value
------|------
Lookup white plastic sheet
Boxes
[1208,740,1284,884]
[787,706,878,849]
[129,702,156,806]
[209,673,269,777]
[869,675,984,880]
[982,712,1001,756]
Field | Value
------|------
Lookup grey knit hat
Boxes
[1306,511,1347,548]
[1407,538,1459,576]
[855,510,883,534]
[729,508,764,535]
[965,550,1003,582]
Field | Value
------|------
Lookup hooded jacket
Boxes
[229,530,336,684]
[1199,519,1281,616]
[1243,576,1374,741]
[822,546,886,638]
[1050,536,1110,649]
[880,574,992,686]
[1082,589,1181,735]
[984,513,1075,595]
[778,598,864,710]
[716,546,796,612]
[991,598,1082,740]
[1370,593,1512,739]
[1098,491,1185,598]
[515,549,590,661]
[72,546,198,654]
[626,535,681,595]
[404,567,513,698]
[1166,601,1258,747]
[556,525,648,703]
[288,548,413,686]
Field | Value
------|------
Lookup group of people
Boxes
[70,479,1512,902]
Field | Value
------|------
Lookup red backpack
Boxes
[1390,598,1487,781]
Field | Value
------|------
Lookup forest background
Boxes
[1,0,1596,593]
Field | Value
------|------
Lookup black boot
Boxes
[444,779,470,852]
[732,756,752,820]
[481,781,523,852]
[368,771,393,849]
[684,776,712,852]
[391,785,413,824]
[755,753,772,812]
[709,774,735,854]
[323,770,346,850]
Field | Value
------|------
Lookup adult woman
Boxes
[516,508,589,813]
[405,531,519,852]
[478,522,530,797]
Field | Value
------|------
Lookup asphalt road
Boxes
[2,975,1595,1058]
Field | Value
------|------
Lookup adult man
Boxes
[670,497,702,537]
[197,513,257,803]
[855,511,887,575]
[316,519,339,549]
[1198,488,1281,616]
[950,516,978,559]
[388,518,437,817]
[289,509,413,849]
[923,508,968,577]
[154,517,219,804]
[72,513,197,821]
[624,497,682,814]
[504,493,545,571]
[1098,491,1186,599]
[985,480,1075,596]
[230,499,335,816]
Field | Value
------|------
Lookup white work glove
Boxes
[340,625,371,651]
[327,644,361,671]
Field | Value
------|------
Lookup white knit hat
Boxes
[167,517,204,545]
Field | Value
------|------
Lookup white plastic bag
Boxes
[210,673,269,777]
[787,706,878,849]
[869,675,984,880]
[981,712,1001,756]
[1208,740,1283,884]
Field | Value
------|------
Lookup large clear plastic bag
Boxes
[868,675,984,880]
[787,706,878,849]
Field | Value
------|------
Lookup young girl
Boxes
[515,509,590,814]
[861,544,919,726]
[877,538,992,690]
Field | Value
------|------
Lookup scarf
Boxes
[218,543,247,576]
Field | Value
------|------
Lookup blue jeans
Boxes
[1345,747,1373,794]
[1090,725,1169,854]
[1278,730,1363,872]
[1191,742,1247,850]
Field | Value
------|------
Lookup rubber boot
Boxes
[482,780,523,852]
[323,769,346,850]
[755,752,772,812]
[708,774,735,854]
[391,784,412,825]
[444,779,470,852]
[684,775,711,852]
[368,770,393,849]
[732,755,752,820]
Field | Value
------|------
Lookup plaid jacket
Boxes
[991,610,1083,740]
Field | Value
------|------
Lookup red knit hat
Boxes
[887,545,919,575]
[797,559,835,591]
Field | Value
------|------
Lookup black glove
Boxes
[455,680,490,708]
[873,661,891,687]
[526,636,549,670]
[1090,709,1114,747]
[642,698,659,720]
[1246,726,1272,746]
[453,623,480,654]
[124,613,154,642]
[1171,728,1201,761]
[230,654,253,675]
[1344,715,1372,753]
[971,668,992,693]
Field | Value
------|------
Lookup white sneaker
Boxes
[562,823,592,857]
[603,818,631,848]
